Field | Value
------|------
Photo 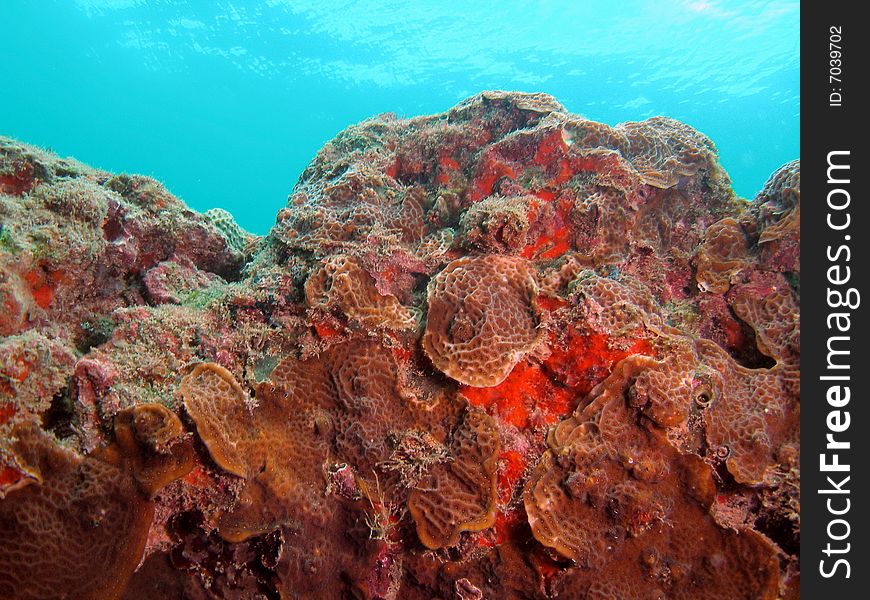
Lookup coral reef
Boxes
[0,92,799,599]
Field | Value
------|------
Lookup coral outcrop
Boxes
[1,91,799,599]
[0,405,192,599]
[422,254,542,386]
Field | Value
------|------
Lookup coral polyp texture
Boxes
[0,92,799,599]
[422,254,542,386]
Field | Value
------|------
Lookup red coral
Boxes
[521,193,574,260]
[23,267,61,309]
[469,149,518,201]
[543,328,654,395]
[461,360,574,429]
[0,160,36,195]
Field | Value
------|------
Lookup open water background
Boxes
[0,0,799,234]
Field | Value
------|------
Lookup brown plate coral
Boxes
[0,91,799,599]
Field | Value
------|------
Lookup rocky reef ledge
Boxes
[0,92,799,599]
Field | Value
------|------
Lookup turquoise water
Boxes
[0,0,799,235]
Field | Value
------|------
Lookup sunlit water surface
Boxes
[1,0,799,233]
